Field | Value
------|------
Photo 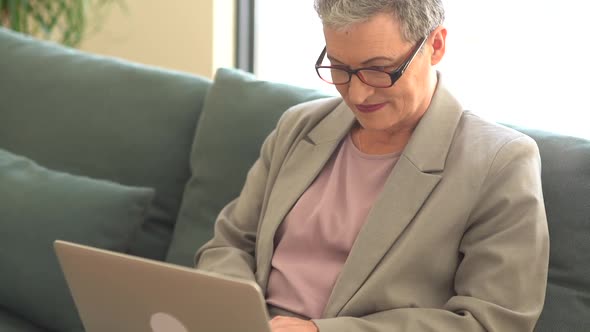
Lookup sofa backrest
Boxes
[0,28,211,260]
[507,125,590,331]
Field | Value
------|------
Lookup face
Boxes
[323,13,446,135]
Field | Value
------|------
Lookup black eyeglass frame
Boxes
[314,36,428,88]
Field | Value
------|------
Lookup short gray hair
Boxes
[314,0,445,43]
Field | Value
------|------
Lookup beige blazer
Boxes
[195,79,549,332]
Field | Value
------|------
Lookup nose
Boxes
[346,74,375,105]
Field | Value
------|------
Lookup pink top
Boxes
[265,133,401,319]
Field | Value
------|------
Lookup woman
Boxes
[196,0,549,331]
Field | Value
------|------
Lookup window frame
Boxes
[236,0,255,73]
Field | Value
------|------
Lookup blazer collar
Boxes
[306,100,356,144]
[403,74,463,172]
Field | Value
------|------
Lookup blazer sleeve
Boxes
[193,119,280,282]
[313,136,550,332]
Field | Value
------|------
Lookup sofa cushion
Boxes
[508,126,590,331]
[166,68,332,266]
[0,149,154,332]
[0,28,211,261]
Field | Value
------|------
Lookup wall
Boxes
[80,0,235,78]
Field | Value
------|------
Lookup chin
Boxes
[358,119,400,132]
[355,111,401,130]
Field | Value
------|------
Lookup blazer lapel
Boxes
[257,102,356,290]
[323,77,464,317]
[322,157,442,317]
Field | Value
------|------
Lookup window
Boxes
[253,0,589,139]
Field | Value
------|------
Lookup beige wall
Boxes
[80,0,235,78]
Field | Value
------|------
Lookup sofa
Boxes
[0,27,588,332]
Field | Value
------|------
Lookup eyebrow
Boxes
[326,54,398,66]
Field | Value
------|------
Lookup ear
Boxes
[429,26,447,65]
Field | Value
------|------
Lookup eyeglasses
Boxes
[315,36,428,88]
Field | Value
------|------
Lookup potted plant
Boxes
[0,0,125,47]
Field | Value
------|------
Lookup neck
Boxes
[354,123,411,155]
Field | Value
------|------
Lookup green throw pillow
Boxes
[0,149,155,332]
[165,67,331,266]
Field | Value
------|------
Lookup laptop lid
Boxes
[54,240,271,332]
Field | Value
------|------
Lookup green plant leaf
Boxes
[2,0,123,47]
[62,0,83,46]
[7,0,22,33]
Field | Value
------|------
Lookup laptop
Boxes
[54,240,271,332]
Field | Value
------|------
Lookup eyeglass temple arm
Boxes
[315,46,327,66]
[400,37,428,73]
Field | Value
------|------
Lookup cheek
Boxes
[383,73,423,105]
[335,85,348,98]
[379,86,404,105]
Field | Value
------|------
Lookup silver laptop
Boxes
[54,240,271,332]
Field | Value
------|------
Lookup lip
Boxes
[355,103,387,113]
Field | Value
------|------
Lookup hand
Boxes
[269,316,319,332]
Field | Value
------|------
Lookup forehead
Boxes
[323,12,408,64]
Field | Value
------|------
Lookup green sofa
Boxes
[0,27,588,332]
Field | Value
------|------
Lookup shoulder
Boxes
[455,111,540,160]
[454,112,544,177]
